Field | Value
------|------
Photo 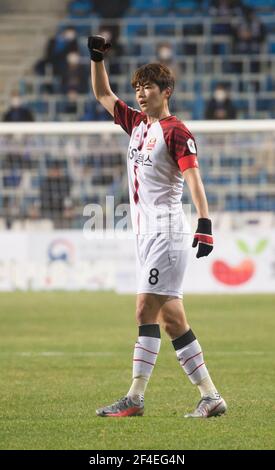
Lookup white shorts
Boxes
[135,233,191,299]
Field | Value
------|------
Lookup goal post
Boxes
[0,119,275,134]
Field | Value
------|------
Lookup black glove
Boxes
[87,35,111,62]
[192,218,213,258]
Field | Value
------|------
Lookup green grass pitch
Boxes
[0,292,274,450]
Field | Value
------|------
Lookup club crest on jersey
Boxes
[187,138,196,154]
[134,132,141,141]
[146,137,157,151]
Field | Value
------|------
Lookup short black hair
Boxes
[131,63,175,96]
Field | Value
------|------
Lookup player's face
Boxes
[135,82,168,115]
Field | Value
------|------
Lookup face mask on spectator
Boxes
[158,46,173,60]
[67,53,80,65]
[11,96,21,108]
[214,89,227,102]
[67,90,78,101]
[99,30,112,43]
[64,30,76,41]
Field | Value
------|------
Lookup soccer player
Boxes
[88,36,227,418]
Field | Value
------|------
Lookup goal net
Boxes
[0,120,274,231]
[0,120,274,292]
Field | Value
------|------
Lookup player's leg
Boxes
[126,292,168,399]
[159,298,227,418]
[96,292,167,417]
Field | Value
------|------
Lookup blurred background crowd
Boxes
[1,0,275,122]
[0,0,274,230]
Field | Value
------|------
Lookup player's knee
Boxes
[136,305,148,324]
[162,314,185,337]
[136,299,157,325]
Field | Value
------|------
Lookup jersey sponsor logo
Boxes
[143,155,153,166]
[128,147,138,159]
[135,153,153,167]
[187,138,196,154]
[128,147,153,167]
[146,137,157,151]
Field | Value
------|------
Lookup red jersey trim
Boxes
[178,155,199,172]
[160,117,198,166]
[114,99,145,136]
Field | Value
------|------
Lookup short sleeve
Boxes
[114,99,144,136]
[161,119,199,172]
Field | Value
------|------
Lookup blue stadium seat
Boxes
[68,0,93,18]
[92,173,114,185]
[256,98,271,112]
[81,194,100,204]
[28,100,49,115]
[123,17,147,37]
[222,59,243,74]
[225,195,242,211]
[183,23,203,35]
[243,0,275,8]
[139,42,154,56]
[174,0,202,11]
[255,194,270,211]
[211,22,232,35]
[94,102,113,121]
[205,193,218,206]
[208,41,230,55]
[220,156,244,168]
[265,19,275,34]
[80,101,96,121]
[131,0,171,11]
[235,99,249,118]
[177,99,194,115]
[3,172,21,188]
[154,21,176,36]
[73,23,92,36]
[268,40,275,54]
[192,93,205,120]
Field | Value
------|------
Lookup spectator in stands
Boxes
[205,84,236,120]
[3,196,20,230]
[40,160,71,226]
[60,52,88,94]
[35,26,79,77]
[2,92,34,122]
[58,88,79,115]
[232,7,266,54]
[210,0,244,16]
[156,43,180,81]
[24,199,40,221]
[97,26,124,77]
[81,100,96,121]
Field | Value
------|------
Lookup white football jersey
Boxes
[114,99,199,235]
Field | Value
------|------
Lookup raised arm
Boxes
[88,36,118,117]
[183,167,213,258]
